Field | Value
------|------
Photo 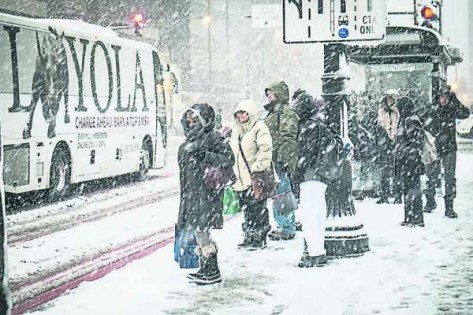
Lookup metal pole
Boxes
[322,43,369,258]
[0,114,12,314]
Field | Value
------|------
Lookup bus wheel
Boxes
[136,140,152,181]
[49,147,71,201]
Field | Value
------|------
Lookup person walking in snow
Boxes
[177,103,235,285]
[293,90,341,267]
[421,86,470,218]
[396,96,425,227]
[230,100,273,250]
[375,90,400,204]
[264,81,299,241]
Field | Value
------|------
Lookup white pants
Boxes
[299,180,328,256]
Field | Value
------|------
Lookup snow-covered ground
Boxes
[20,143,473,315]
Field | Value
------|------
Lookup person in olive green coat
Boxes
[264,81,300,240]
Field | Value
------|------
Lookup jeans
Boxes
[273,166,296,234]
[426,151,457,200]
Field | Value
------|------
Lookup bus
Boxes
[0,13,168,200]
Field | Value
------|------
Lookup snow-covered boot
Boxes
[444,198,458,218]
[193,252,222,285]
[424,196,437,213]
[237,223,253,248]
[393,194,402,204]
[187,248,206,281]
[298,254,328,268]
[247,225,270,250]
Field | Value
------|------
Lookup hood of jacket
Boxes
[264,81,289,112]
[181,103,215,139]
[233,100,258,133]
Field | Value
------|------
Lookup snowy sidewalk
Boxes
[29,154,473,315]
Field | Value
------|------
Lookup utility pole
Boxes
[0,118,12,314]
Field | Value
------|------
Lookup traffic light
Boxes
[416,2,440,31]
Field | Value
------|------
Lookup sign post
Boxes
[0,115,12,314]
[283,0,386,257]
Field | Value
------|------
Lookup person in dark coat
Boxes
[396,97,425,227]
[293,91,341,268]
[264,81,299,241]
[177,103,235,285]
[421,86,470,218]
[375,90,400,203]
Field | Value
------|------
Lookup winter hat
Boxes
[293,91,315,119]
[292,88,306,100]
[383,89,399,97]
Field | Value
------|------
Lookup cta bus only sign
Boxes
[283,0,386,44]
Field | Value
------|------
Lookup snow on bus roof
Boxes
[0,12,156,51]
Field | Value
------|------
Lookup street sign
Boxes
[252,4,282,28]
[283,0,386,43]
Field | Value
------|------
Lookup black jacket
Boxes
[177,104,235,231]
[422,93,469,156]
[396,97,426,183]
[294,92,341,185]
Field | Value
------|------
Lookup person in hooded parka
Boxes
[264,81,299,241]
[230,100,273,250]
[396,96,425,227]
[177,103,235,285]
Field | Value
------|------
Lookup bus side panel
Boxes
[0,19,166,194]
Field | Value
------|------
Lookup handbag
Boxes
[272,171,298,215]
[223,186,240,215]
[204,165,236,190]
[173,225,199,269]
[238,136,277,201]
[421,130,438,165]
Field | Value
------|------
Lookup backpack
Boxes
[421,130,438,165]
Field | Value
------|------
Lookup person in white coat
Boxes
[230,100,273,250]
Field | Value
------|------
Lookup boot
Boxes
[268,229,295,241]
[444,198,458,218]
[424,196,437,213]
[376,196,389,204]
[237,223,253,248]
[192,253,222,285]
[189,245,222,285]
[298,254,328,268]
[393,194,402,204]
[247,225,270,251]
[187,258,206,281]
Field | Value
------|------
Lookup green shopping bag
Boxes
[223,187,240,215]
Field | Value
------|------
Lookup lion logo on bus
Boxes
[23,28,70,139]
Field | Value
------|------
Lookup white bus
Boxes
[0,13,168,200]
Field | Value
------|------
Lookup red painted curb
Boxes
[12,237,174,315]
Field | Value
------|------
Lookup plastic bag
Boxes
[173,225,199,269]
[272,171,298,215]
[223,187,240,215]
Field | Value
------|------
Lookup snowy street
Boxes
[4,137,470,314]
